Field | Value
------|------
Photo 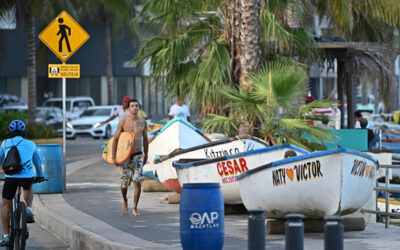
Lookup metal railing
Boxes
[361,164,400,228]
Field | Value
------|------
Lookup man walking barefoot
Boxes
[112,99,148,216]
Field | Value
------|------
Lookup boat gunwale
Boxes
[237,147,379,181]
[147,117,209,141]
[172,144,310,169]
[156,135,269,163]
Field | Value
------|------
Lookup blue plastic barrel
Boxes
[180,183,224,250]
[33,144,63,193]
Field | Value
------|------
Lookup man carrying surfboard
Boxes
[112,99,148,216]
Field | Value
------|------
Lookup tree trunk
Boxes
[27,13,36,124]
[237,0,261,135]
[105,17,114,105]
[225,0,233,80]
[239,0,260,88]
[285,3,300,28]
[225,0,242,87]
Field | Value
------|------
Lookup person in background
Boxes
[359,118,378,149]
[305,95,315,125]
[168,97,191,123]
[0,120,45,246]
[306,96,315,104]
[100,96,131,126]
[354,110,374,129]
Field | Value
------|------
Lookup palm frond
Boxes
[353,0,400,27]
[260,10,295,55]
[298,100,334,113]
[249,59,308,112]
[262,118,334,150]
[203,114,238,137]
[315,0,400,41]
[259,8,318,60]
[189,40,231,115]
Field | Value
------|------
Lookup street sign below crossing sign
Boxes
[48,64,80,78]
[39,11,89,62]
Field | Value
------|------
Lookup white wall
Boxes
[20,77,28,105]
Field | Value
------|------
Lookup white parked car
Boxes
[66,105,119,139]
[42,96,95,121]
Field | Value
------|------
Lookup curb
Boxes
[32,158,175,250]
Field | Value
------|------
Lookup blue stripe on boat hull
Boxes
[172,144,310,169]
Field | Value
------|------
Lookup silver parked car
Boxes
[0,94,24,107]
[0,105,63,129]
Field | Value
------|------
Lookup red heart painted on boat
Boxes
[286,168,294,181]
[365,166,370,177]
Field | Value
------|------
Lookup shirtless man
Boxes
[112,99,148,216]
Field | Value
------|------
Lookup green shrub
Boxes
[25,123,58,139]
[0,112,57,139]
[0,112,27,139]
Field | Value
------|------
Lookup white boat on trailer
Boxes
[172,144,310,204]
[237,148,379,218]
[143,117,211,179]
[154,135,269,192]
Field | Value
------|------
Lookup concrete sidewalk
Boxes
[33,158,400,250]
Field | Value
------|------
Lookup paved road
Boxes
[66,137,103,162]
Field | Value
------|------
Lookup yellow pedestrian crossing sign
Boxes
[39,11,89,62]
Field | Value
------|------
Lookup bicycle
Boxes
[0,177,47,250]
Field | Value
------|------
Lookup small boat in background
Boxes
[155,135,269,192]
[172,144,309,204]
[377,198,400,214]
[376,182,400,214]
[147,120,165,133]
[237,148,378,218]
[143,118,211,179]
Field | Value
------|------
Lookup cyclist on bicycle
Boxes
[0,120,45,246]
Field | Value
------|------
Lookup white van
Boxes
[42,96,95,121]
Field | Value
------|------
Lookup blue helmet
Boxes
[9,120,25,132]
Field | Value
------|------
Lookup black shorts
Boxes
[2,178,34,200]
[130,151,143,159]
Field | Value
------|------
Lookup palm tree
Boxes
[0,1,76,124]
[203,59,333,151]
[135,0,318,117]
[315,0,400,43]
[315,0,400,111]
[77,0,136,105]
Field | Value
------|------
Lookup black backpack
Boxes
[2,139,26,175]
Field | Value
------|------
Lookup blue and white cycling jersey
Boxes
[0,136,44,178]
